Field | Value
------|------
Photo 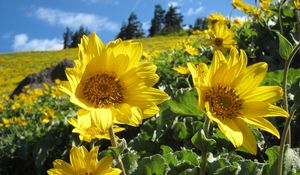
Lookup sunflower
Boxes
[207,13,229,28]
[232,0,254,14]
[294,0,300,10]
[172,66,190,75]
[207,23,236,51]
[260,0,272,11]
[68,117,125,142]
[47,146,121,175]
[187,48,288,154]
[60,32,168,132]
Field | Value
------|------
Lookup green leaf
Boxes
[282,6,294,18]
[174,149,200,166]
[263,146,279,175]
[191,129,216,152]
[275,31,293,60]
[173,122,189,141]
[133,154,167,175]
[122,151,140,174]
[167,90,203,117]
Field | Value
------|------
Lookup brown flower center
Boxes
[205,85,242,119]
[214,38,223,47]
[82,73,123,108]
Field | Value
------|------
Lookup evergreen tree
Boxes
[63,27,72,49]
[116,22,127,40]
[70,26,90,48]
[161,5,183,34]
[193,17,208,30]
[116,12,144,40]
[148,5,165,37]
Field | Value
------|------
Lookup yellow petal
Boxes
[207,50,227,83]
[50,159,75,175]
[233,62,268,98]
[87,32,104,57]
[217,118,243,148]
[242,101,288,118]
[243,86,283,103]
[95,156,113,174]
[70,146,86,171]
[235,118,257,155]
[240,117,280,138]
[85,146,99,170]
[92,108,113,132]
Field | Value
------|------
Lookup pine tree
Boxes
[116,22,127,40]
[193,17,208,30]
[161,5,183,34]
[148,5,165,37]
[63,27,72,49]
[116,12,144,40]
[70,26,90,48]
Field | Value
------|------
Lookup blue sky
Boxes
[0,0,254,53]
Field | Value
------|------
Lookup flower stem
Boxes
[200,116,210,175]
[277,43,300,175]
[109,125,127,175]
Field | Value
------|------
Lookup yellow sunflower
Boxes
[172,66,190,75]
[232,0,254,14]
[187,48,288,154]
[184,44,199,56]
[47,146,121,175]
[60,32,168,132]
[207,23,236,50]
[294,0,300,10]
[68,117,124,142]
[260,0,272,11]
[207,13,229,28]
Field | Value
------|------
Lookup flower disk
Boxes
[82,73,123,108]
[205,85,242,119]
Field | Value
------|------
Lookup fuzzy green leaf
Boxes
[191,129,216,152]
[275,31,293,60]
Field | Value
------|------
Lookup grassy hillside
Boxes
[0,36,186,94]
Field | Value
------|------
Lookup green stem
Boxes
[200,116,210,175]
[109,125,127,175]
[278,1,284,34]
[277,43,300,175]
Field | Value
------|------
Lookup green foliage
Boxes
[275,31,293,60]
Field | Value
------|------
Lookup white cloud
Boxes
[168,1,179,7]
[13,33,63,51]
[186,6,204,16]
[34,7,119,32]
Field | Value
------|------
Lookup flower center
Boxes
[205,85,242,119]
[82,73,123,108]
[86,126,101,136]
[214,38,223,47]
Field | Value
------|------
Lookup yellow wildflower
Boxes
[260,0,272,11]
[68,117,124,142]
[294,0,300,10]
[172,66,190,75]
[184,45,199,56]
[11,102,21,110]
[207,23,236,50]
[42,108,56,124]
[231,17,245,29]
[207,13,229,28]
[60,32,168,132]
[47,146,121,175]
[187,48,288,154]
